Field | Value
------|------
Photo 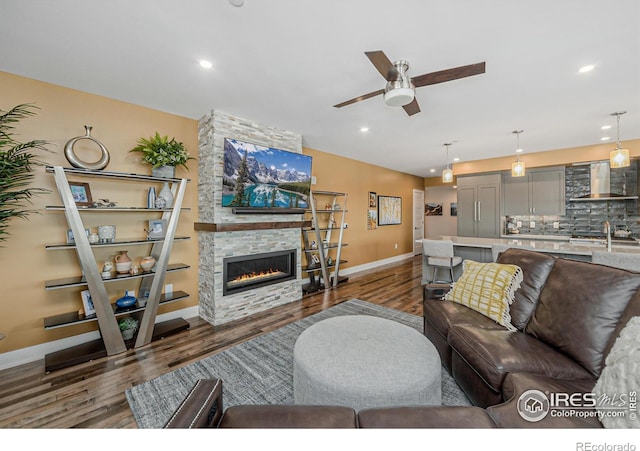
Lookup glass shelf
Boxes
[45,165,191,183]
[44,290,189,329]
[302,260,347,273]
[45,263,190,290]
[45,206,190,212]
[45,236,190,250]
[303,243,347,252]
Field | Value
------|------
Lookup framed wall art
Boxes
[367,209,378,230]
[69,182,93,207]
[368,192,377,208]
[378,195,402,226]
[450,202,458,217]
[425,203,443,216]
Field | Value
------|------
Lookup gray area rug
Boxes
[126,298,471,428]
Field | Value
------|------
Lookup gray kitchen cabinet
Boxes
[503,166,566,216]
[456,173,501,238]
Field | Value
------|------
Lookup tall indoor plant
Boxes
[129,132,194,177]
[0,103,50,244]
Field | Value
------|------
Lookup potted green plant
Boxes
[129,132,194,177]
[118,316,139,340]
[0,103,50,244]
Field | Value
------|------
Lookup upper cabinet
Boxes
[502,166,566,216]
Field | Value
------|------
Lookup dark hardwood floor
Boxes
[0,256,424,428]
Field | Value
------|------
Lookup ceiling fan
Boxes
[333,50,486,116]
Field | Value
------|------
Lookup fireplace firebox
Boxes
[223,249,296,296]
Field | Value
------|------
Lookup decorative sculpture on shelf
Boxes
[64,125,110,170]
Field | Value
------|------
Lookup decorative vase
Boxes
[158,182,174,209]
[152,165,175,179]
[140,256,156,272]
[147,186,156,209]
[121,328,135,340]
[115,250,132,274]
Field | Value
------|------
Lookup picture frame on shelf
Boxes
[66,228,90,244]
[147,219,167,239]
[69,182,93,207]
[80,290,96,317]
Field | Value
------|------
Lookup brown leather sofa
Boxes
[164,248,639,428]
[163,378,496,428]
[424,247,640,427]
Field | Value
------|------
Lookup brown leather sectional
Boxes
[424,247,640,427]
[164,248,640,428]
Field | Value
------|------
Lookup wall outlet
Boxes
[125,290,136,298]
[165,284,173,296]
[529,221,535,228]
[394,243,398,249]
[311,176,317,185]
[553,221,560,229]
[516,221,522,228]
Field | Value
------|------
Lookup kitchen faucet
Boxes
[604,221,612,252]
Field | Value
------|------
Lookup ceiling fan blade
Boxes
[412,62,486,88]
[403,98,421,116]
[333,89,385,108]
[365,50,397,80]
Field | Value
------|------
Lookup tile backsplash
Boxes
[506,162,640,238]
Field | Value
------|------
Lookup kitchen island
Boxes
[420,235,640,284]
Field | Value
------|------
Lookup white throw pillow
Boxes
[592,316,640,428]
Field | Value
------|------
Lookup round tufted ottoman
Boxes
[293,315,441,411]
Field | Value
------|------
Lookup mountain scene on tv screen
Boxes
[222,138,312,208]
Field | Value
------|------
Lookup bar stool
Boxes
[422,239,463,284]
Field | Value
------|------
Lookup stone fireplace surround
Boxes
[196,110,304,326]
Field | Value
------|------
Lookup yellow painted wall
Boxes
[0,71,199,353]
[304,147,425,267]
[0,72,425,356]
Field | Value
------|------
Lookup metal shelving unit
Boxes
[302,190,348,293]
[42,166,191,371]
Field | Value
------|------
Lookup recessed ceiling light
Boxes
[199,60,213,69]
[578,64,595,73]
[601,136,611,141]
[360,126,369,133]
[430,169,436,173]
[453,157,460,162]
[515,148,523,153]
[601,125,612,130]
[229,0,244,6]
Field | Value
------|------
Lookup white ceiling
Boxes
[1,0,639,177]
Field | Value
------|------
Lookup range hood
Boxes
[569,161,638,201]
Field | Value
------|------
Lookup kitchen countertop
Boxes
[433,235,640,256]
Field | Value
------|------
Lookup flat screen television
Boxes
[222,138,312,213]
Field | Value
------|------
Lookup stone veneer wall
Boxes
[197,110,303,325]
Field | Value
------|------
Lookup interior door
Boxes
[413,189,425,255]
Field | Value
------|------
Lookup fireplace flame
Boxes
[229,268,285,286]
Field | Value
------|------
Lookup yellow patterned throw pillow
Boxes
[444,260,523,331]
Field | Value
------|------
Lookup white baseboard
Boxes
[0,306,199,371]
[1,254,416,371]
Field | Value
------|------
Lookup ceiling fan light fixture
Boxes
[609,111,630,168]
[384,88,415,107]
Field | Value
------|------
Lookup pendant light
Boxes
[511,130,526,177]
[610,111,630,168]
[442,142,454,183]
